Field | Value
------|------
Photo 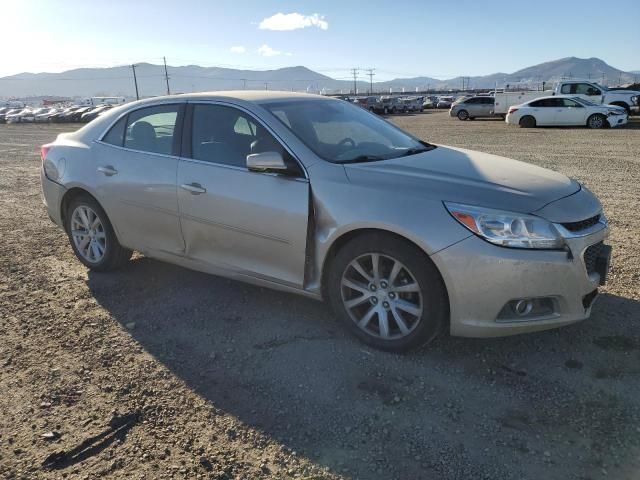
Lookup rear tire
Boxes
[457,110,469,121]
[587,113,607,129]
[65,194,132,271]
[326,233,448,352]
[519,115,536,128]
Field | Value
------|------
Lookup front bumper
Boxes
[607,113,628,127]
[431,223,609,338]
[41,169,66,227]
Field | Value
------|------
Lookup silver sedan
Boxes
[40,91,611,351]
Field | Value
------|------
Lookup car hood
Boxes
[343,145,580,214]
[607,89,639,97]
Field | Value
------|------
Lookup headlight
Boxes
[444,202,564,249]
[631,95,638,105]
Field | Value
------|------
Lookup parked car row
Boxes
[448,79,637,128]
[352,95,428,115]
[0,104,115,124]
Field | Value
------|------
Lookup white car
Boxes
[5,108,33,124]
[506,95,628,129]
[35,108,59,122]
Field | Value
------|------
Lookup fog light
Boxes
[497,297,556,322]
[513,299,533,316]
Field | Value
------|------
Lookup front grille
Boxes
[561,215,600,232]
[583,242,604,275]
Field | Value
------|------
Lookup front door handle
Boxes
[97,165,118,176]
[180,183,207,195]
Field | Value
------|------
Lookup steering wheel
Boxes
[337,137,356,149]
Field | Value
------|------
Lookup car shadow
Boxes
[86,255,640,479]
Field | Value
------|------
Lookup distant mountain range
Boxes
[0,57,636,99]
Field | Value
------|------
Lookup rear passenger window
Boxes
[124,105,179,155]
[103,116,126,146]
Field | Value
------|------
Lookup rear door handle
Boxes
[97,165,118,176]
[180,183,207,195]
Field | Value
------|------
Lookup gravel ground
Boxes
[1,113,639,480]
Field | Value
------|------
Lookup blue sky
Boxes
[4,0,639,79]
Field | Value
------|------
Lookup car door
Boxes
[525,99,551,125]
[92,103,185,254]
[177,102,310,288]
[575,83,603,104]
[554,98,587,125]
[482,97,495,116]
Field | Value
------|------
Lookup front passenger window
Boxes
[191,104,289,169]
[124,105,179,155]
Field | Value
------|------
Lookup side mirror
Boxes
[246,151,287,172]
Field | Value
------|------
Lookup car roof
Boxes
[130,90,330,106]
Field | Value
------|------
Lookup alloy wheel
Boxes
[70,205,107,263]
[589,115,604,129]
[340,253,423,340]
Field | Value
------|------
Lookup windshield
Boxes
[262,99,433,163]
[593,82,609,91]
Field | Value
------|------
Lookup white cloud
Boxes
[230,46,246,54]
[257,44,291,57]
[259,13,328,31]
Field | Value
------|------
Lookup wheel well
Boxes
[609,101,629,110]
[320,229,439,292]
[60,187,99,227]
[320,228,451,330]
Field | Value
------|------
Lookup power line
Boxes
[131,64,139,100]
[350,68,359,95]
[163,56,170,95]
[366,68,375,94]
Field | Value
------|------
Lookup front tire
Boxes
[457,110,469,120]
[65,195,132,271]
[327,233,448,352]
[519,115,536,128]
[587,113,607,129]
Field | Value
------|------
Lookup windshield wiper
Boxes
[399,147,430,157]
[338,155,387,164]
[397,142,437,157]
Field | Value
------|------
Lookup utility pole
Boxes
[264,82,268,90]
[241,78,247,89]
[351,68,359,95]
[131,64,139,100]
[365,68,375,94]
[163,56,171,95]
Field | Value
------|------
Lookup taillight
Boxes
[508,108,518,114]
[41,143,52,163]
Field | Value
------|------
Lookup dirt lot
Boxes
[1,112,639,480]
